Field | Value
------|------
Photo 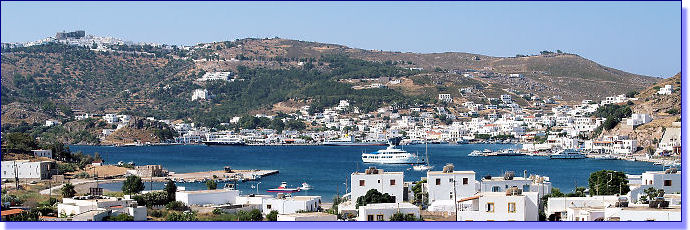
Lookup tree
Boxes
[166,211,197,221]
[356,189,395,208]
[389,212,422,221]
[588,170,629,195]
[206,180,218,190]
[269,119,285,133]
[285,119,306,131]
[122,175,145,195]
[61,182,76,198]
[164,180,177,202]
[165,201,190,211]
[266,210,278,221]
[106,213,134,221]
[3,132,38,153]
[640,187,661,204]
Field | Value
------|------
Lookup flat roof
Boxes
[428,171,475,175]
[360,202,418,209]
[279,212,335,217]
[179,189,236,194]
[352,171,403,175]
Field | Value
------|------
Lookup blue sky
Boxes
[1,1,680,78]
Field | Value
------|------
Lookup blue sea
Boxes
[70,144,660,202]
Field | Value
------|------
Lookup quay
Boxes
[168,169,279,183]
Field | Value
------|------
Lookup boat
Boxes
[202,133,246,146]
[495,149,525,156]
[596,155,618,160]
[267,182,301,193]
[362,138,424,164]
[457,140,469,144]
[413,140,433,171]
[549,149,586,159]
[468,150,484,157]
[300,182,313,191]
[323,135,387,146]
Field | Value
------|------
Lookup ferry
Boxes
[203,133,246,146]
[267,182,301,193]
[323,135,387,146]
[549,149,587,159]
[362,138,424,164]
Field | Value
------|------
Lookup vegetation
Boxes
[105,213,134,221]
[265,210,279,221]
[588,170,630,195]
[591,104,632,131]
[61,183,76,198]
[166,211,198,221]
[122,175,145,195]
[165,201,190,211]
[356,189,396,208]
[205,180,218,190]
[164,180,177,202]
[639,187,662,204]
[132,191,169,207]
[389,212,423,221]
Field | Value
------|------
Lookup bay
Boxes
[70,144,660,202]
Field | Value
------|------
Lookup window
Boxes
[367,215,374,221]
[436,178,441,185]
[664,180,672,186]
[267,205,272,209]
[463,178,468,185]
[486,202,495,212]
[523,185,530,191]
[390,179,396,186]
[508,202,516,213]
[492,186,501,192]
[360,180,365,186]
[376,214,384,221]
[449,178,453,182]
[378,180,381,184]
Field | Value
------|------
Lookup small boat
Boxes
[457,140,469,144]
[549,149,586,159]
[300,182,313,190]
[468,150,484,157]
[267,182,301,193]
[596,155,618,160]
[413,140,433,171]
[495,149,525,156]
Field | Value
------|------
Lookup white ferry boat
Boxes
[549,149,586,159]
[362,141,424,164]
[203,133,246,146]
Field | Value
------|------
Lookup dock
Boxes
[167,169,279,183]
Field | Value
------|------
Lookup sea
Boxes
[70,144,661,202]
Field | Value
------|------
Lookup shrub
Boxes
[122,175,145,195]
[106,213,134,221]
[266,210,278,221]
[150,210,165,218]
[165,201,190,211]
[166,211,197,221]
[205,180,217,190]
[61,183,76,198]
[212,208,224,215]
[356,189,395,208]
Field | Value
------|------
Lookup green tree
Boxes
[639,187,661,204]
[165,201,190,211]
[61,182,76,198]
[122,175,145,195]
[164,179,177,202]
[356,189,395,208]
[3,132,38,153]
[389,212,422,221]
[166,211,198,221]
[106,213,134,221]
[206,180,218,190]
[266,210,279,221]
[588,170,629,195]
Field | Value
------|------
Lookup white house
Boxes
[627,169,681,203]
[198,72,232,81]
[438,94,452,103]
[456,190,539,221]
[626,114,652,127]
[104,114,119,123]
[604,205,681,221]
[657,85,673,95]
[58,196,147,221]
[509,73,523,78]
[657,122,681,155]
[426,164,476,212]
[45,120,61,127]
[277,212,337,221]
[500,94,512,103]
[191,89,209,101]
[546,195,619,220]
[356,202,420,221]
[175,189,240,206]
[262,195,322,215]
[350,167,404,203]
[1,160,55,180]
[480,172,552,200]
[32,149,53,159]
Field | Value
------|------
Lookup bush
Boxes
[356,189,395,208]
[389,212,422,221]
[61,183,76,198]
[166,211,197,221]
[212,208,225,215]
[133,191,169,207]
[266,210,278,221]
[205,180,217,190]
[165,201,190,211]
[106,213,134,221]
[150,210,165,218]
[164,180,177,202]
[122,175,145,195]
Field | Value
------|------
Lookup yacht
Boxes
[203,133,245,146]
[267,182,301,193]
[596,155,618,160]
[362,139,424,164]
[468,150,484,157]
[495,148,525,156]
[549,149,587,159]
[413,141,433,171]
[300,182,313,191]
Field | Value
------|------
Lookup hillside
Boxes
[1,37,661,128]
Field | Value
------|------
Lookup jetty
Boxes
[168,169,279,183]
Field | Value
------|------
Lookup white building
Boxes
[500,94,512,103]
[45,120,61,127]
[356,203,420,221]
[626,114,652,127]
[604,205,681,221]
[657,122,681,155]
[104,114,119,123]
[31,149,53,159]
[658,85,673,95]
[277,212,337,221]
[456,191,539,221]
[546,195,619,220]
[262,195,322,215]
[351,167,404,203]
[1,160,55,180]
[58,196,147,221]
[426,164,476,211]
[438,94,453,103]
[627,169,681,203]
[198,72,232,81]
[191,89,209,101]
[584,136,638,155]
[176,189,240,206]
[480,172,552,200]
[509,73,524,78]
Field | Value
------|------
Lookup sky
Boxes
[0,1,681,78]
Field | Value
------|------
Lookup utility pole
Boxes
[453,177,458,218]
[14,161,19,190]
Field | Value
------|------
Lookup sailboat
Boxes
[413,137,433,171]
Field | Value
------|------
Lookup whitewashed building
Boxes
[546,195,619,220]
[262,195,322,215]
[456,190,539,221]
[479,172,552,200]
[198,72,232,81]
[58,196,147,221]
[277,212,337,221]
[658,85,673,95]
[438,94,452,103]
[356,202,420,221]
[626,114,652,127]
[32,149,53,159]
[627,169,681,203]
[426,164,476,211]
[191,89,209,101]
[351,167,404,203]
[175,189,240,206]
[1,160,55,180]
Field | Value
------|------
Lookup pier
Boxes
[168,169,279,183]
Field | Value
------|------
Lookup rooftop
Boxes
[279,212,335,217]
[359,202,419,209]
[178,189,237,194]
[428,170,475,175]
